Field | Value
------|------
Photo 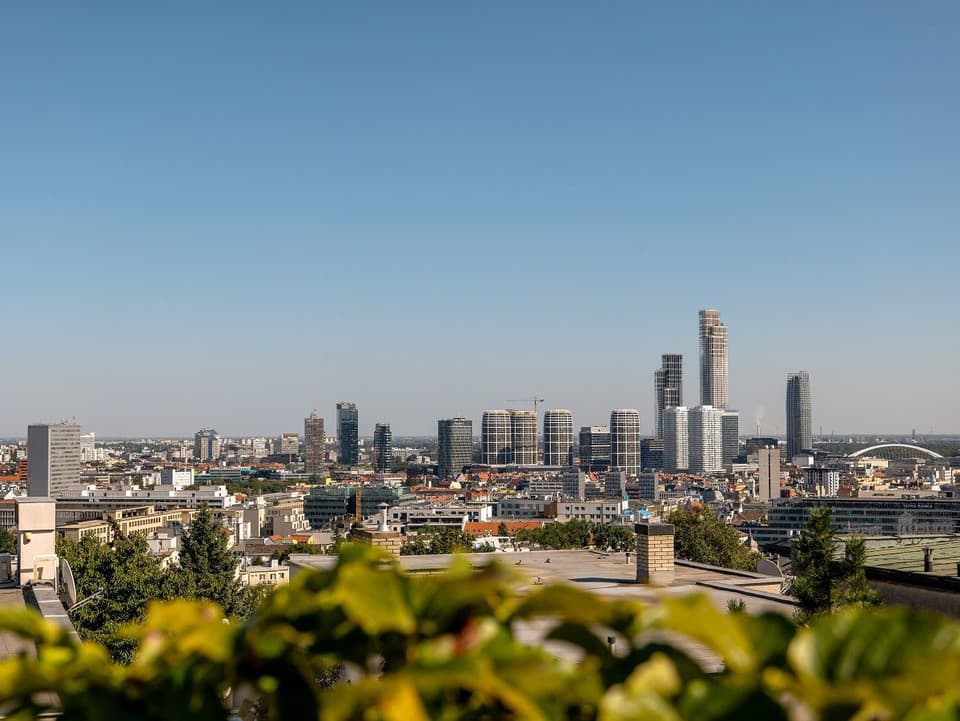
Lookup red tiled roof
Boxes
[465,521,544,537]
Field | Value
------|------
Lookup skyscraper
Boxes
[542,409,574,466]
[662,406,689,472]
[721,410,740,464]
[689,405,724,474]
[510,410,537,465]
[609,409,641,476]
[786,372,812,460]
[481,410,512,464]
[373,423,392,473]
[578,426,610,471]
[28,421,81,497]
[654,354,683,439]
[304,412,325,474]
[757,446,781,501]
[437,417,473,479]
[699,309,728,409]
[336,402,359,466]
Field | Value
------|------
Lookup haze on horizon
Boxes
[1,3,957,439]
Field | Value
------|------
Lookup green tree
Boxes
[0,527,16,554]
[57,534,178,662]
[790,508,882,621]
[497,521,510,537]
[668,506,760,572]
[178,505,246,616]
[400,526,478,555]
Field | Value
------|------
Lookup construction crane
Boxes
[506,396,545,416]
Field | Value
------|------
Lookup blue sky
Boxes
[1,2,957,437]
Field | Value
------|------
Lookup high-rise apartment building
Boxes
[542,409,574,467]
[689,405,723,474]
[662,407,688,472]
[721,410,740,464]
[194,428,220,462]
[654,354,683,439]
[510,410,537,465]
[336,402,359,466]
[786,371,812,460]
[757,446,781,501]
[481,410,512,465]
[304,412,325,474]
[373,423,392,473]
[437,417,473,480]
[28,421,81,497]
[609,409,641,476]
[699,309,728,409]
[803,465,839,497]
[578,426,610,471]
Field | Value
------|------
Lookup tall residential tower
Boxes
[609,409,641,477]
[373,423,392,473]
[481,410,512,464]
[27,421,81,497]
[543,409,575,466]
[699,310,728,409]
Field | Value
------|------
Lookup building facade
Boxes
[193,428,220,462]
[373,423,392,473]
[336,402,359,466]
[662,407,689,472]
[699,309,728,409]
[803,466,840,497]
[688,405,724,474]
[609,409,641,476]
[757,446,781,502]
[303,412,325,474]
[579,426,610,472]
[542,409,575,467]
[27,421,81,497]
[721,410,740,463]
[438,417,473,479]
[481,410,512,465]
[510,410,537,465]
[654,353,683,439]
[786,371,812,459]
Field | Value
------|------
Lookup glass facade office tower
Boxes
[304,412,325,474]
[438,417,473,479]
[336,402,359,466]
[654,354,683,439]
[543,409,575,466]
[510,410,538,465]
[481,410,512,464]
[689,405,724,473]
[699,309,728,409]
[786,371,813,460]
[662,406,689,472]
[579,426,611,471]
[609,409,641,476]
[721,410,740,463]
[373,423,392,473]
[27,421,81,497]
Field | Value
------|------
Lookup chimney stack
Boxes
[634,522,675,585]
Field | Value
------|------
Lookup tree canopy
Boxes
[515,520,636,552]
[790,507,882,621]
[668,506,759,572]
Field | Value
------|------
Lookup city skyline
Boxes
[2,4,957,437]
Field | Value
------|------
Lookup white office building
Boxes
[28,421,81,497]
[662,406,689,472]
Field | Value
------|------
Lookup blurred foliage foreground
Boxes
[2,545,960,721]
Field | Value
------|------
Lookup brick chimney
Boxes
[635,522,675,585]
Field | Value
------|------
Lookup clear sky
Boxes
[1,2,958,438]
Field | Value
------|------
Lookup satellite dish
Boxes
[60,557,78,608]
